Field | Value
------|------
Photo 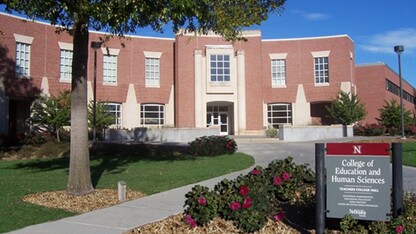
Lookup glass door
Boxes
[206,106,228,135]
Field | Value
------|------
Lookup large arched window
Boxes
[140,104,165,127]
[102,102,122,128]
[267,103,292,129]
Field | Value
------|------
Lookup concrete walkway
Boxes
[7,136,416,234]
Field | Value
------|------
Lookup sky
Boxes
[2,1,416,87]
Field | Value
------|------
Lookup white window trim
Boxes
[270,55,287,88]
[145,57,161,88]
[103,102,122,128]
[15,40,32,78]
[58,42,73,51]
[269,53,287,60]
[101,48,120,56]
[14,34,34,44]
[59,49,73,83]
[143,51,162,58]
[313,53,330,85]
[140,103,165,127]
[103,53,118,85]
[311,50,330,58]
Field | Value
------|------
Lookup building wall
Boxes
[1,12,415,137]
[356,63,416,124]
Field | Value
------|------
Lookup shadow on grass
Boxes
[9,142,193,187]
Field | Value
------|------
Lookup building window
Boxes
[314,57,329,84]
[15,42,30,77]
[267,103,292,129]
[210,54,230,82]
[103,54,117,84]
[271,59,286,86]
[60,49,73,82]
[103,103,122,128]
[386,79,415,104]
[140,104,164,126]
[145,57,160,87]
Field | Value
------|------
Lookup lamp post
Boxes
[91,41,102,142]
[394,45,405,139]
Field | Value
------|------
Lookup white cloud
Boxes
[291,10,330,21]
[359,28,416,54]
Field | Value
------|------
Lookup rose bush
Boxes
[183,157,316,232]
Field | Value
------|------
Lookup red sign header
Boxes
[326,143,390,156]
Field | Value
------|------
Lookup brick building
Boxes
[0,12,415,137]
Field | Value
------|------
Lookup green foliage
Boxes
[4,1,286,41]
[327,91,367,125]
[265,125,278,138]
[184,185,219,226]
[339,215,368,234]
[377,99,414,135]
[30,91,71,142]
[183,157,316,232]
[19,132,48,146]
[88,102,115,140]
[340,193,416,234]
[353,123,385,136]
[187,136,237,156]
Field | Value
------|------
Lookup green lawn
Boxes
[402,142,416,167]
[0,145,254,233]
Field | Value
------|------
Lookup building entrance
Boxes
[207,106,228,135]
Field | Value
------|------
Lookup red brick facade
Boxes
[1,13,415,136]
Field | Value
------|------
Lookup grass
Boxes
[402,142,416,167]
[0,142,254,233]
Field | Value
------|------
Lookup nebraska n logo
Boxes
[353,145,362,154]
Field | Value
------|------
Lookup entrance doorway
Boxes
[207,106,228,135]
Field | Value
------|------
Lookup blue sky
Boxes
[2,1,416,87]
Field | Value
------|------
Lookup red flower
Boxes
[282,172,291,181]
[229,201,241,211]
[250,168,261,175]
[273,212,286,221]
[273,176,282,185]
[239,185,249,197]
[197,197,207,206]
[185,214,197,228]
[243,198,252,209]
[396,225,404,234]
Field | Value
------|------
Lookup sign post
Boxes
[326,143,391,221]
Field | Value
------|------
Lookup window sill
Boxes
[209,81,231,86]
[314,83,329,87]
[103,82,118,86]
[59,79,71,83]
[145,84,161,88]
[272,84,287,88]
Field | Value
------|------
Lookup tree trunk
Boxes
[66,20,94,196]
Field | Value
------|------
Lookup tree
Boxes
[3,0,287,195]
[377,99,413,135]
[326,91,366,125]
[30,91,71,142]
[88,102,115,140]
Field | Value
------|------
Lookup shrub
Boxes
[187,135,237,156]
[183,157,316,232]
[405,125,416,136]
[339,192,416,234]
[183,185,219,226]
[265,125,278,138]
[353,124,385,136]
[20,132,48,146]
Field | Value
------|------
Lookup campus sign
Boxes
[326,143,391,221]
